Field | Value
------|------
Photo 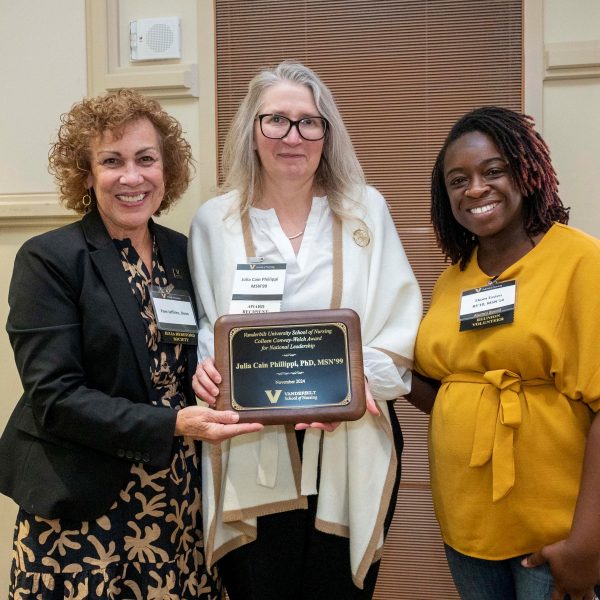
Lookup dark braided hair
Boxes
[431,106,569,269]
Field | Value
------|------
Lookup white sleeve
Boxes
[188,203,219,362]
[347,186,422,402]
[363,346,412,401]
[188,193,243,364]
[196,318,215,361]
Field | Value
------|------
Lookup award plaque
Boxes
[214,309,366,424]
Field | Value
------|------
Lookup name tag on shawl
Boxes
[459,280,516,331]
[229,262,286,315]
[150,287,198,345]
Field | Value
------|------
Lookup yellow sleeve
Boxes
[552,236,600,412]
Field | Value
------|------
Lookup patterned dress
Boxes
[9,238,222,600]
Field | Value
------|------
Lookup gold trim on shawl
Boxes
[210,522,257,567]
[315,518,350,539]
[331,214,343,309]
[241,209,254,258]
[352,405,397,588]
[372,346,414,370]
[205,443,223,568]
[223,497,308,523]
[285,424,304,493]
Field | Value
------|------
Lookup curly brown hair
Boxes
[48,89,194,215]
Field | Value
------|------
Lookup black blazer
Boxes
[0,209,199,520]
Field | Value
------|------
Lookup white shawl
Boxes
[188,186,422,588]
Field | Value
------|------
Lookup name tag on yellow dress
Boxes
[459,280,516,331]
[150,286,198,344]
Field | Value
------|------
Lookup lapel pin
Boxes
[352,228,370,247]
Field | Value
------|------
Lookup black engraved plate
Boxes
[214,309,366,424]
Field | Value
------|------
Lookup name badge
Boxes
[150,286,198,345]
[459,280,516,331]
[229,261,286,315]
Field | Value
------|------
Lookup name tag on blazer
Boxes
[150,286,198,345]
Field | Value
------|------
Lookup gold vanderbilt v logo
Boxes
[265,389,282,404]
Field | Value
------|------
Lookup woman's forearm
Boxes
[567,412,600,558]
[404,371,440,414]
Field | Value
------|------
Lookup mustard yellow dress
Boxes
[414,223,600,560]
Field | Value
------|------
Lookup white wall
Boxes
[542,0,600,236]
[0,4,87,193]
[0,0,87,592]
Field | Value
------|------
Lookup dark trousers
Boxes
[218,402,403,600]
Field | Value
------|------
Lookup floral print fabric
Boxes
[9,238,221,600]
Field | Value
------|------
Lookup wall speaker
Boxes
[130,17,181,61]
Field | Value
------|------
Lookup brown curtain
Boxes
[215,1,522,597]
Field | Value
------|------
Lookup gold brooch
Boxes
[352,228,370,247]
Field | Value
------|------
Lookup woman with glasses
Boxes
[188,61,422,599]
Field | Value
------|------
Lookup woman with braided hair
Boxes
[408,106,600,600]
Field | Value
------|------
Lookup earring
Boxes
[82,192,92,212]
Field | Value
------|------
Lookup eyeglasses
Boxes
[257,114,328,141]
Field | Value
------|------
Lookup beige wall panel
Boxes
[0,1,86,194]
[542,0,600,238]
[0,0,87,591]
[544,80,600,235]
[544,0,600,42]
[116,0,198,67]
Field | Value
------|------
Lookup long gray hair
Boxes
[221,60,366,220]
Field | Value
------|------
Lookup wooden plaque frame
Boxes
[214,309,366,424]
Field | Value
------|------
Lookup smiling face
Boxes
[86,118,165,240]
[254,81,324,186]
[443,131,525,243]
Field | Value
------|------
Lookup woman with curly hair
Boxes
[0,89,261,599]
[409,106,600,600]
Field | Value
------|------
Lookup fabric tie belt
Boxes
[441,370,550,502]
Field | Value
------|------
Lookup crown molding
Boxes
[546,40,600,80]
[0,194,77,228]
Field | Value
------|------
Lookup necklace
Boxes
[287,230,305,240]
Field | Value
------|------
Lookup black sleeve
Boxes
[6,236,177,468]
